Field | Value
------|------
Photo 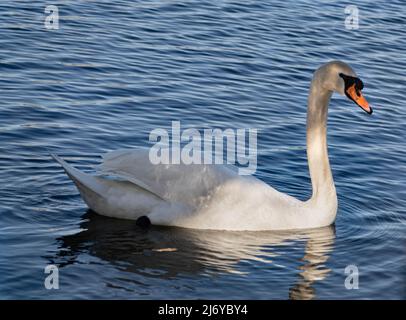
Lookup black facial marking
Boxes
[339,73,364,100]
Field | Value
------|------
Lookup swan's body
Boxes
[53,61,372,231]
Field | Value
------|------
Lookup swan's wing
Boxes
[99,149,240,203]
[98,149,167,200]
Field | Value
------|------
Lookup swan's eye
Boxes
[355,78,364,91]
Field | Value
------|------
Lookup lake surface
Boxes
[0,0,405,299]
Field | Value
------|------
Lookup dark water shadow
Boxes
[50,210,336,299]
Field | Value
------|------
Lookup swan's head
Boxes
[319,61,372,114]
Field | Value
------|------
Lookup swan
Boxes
[52,61,372,231]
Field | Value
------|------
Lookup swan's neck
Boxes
[306,78,337,208]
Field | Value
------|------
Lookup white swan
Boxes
[53,61,372,231]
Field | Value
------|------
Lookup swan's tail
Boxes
[51,154,109,206]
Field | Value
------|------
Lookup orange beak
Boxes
[346,84,372,114]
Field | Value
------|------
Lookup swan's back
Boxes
[101,149,243,203]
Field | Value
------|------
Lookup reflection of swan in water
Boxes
[289,231,335,299]
[52,211,335,299]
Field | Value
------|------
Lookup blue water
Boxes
[0,0,405,299]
